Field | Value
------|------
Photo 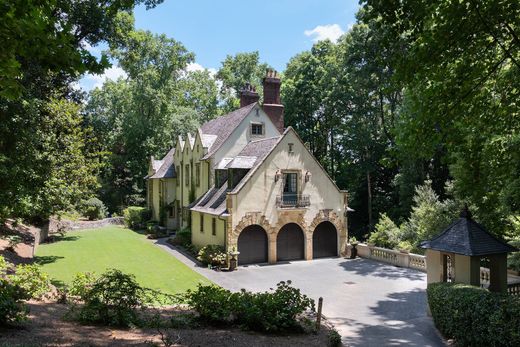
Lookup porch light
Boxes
[274,170,282,182]
[305,171,312,182]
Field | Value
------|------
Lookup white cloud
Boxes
[187,62,217,77]
[304,24,345,43]
[80,65,127,91]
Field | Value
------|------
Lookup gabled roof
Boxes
[148,148,176,179]
[200,102,257,159]
[421,208,517,256]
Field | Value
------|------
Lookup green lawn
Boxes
[35,226,210,294]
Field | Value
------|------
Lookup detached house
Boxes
[146,70,349,265]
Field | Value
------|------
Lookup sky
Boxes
[80,0,360,91]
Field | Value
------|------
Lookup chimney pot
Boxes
[262,69,284,134]
[239,82,260,107]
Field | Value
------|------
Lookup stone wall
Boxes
[48,217,125,235]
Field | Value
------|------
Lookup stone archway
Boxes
[237,225,268,265]
[312,221,338,258]
[276,223,305,261]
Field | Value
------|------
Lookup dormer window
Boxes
[251,122,264,136]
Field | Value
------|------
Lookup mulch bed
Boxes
[0,301,337,347]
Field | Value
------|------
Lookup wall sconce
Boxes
[305,171,312,182]
[274,170,282,182]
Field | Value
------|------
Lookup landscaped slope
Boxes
[35,227,210,294]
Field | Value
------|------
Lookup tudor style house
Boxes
[146,70,349,265]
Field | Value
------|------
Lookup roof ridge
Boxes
[249,135,281,143]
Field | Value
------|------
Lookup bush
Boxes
[197,245,226,267]
[368,213,401,249]
[427,282,520,346]
[10,264,50,299]
[327,328,342,347]
[68,272,97,300]
[81,198,107,221]
[0,278,30,325]
[186,281,315,333]
[185,284,237,325]
[169,227,191,246]
[0,255,8,275]
[123,206,150,229]
[396,240,413,252]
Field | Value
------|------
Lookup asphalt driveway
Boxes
[153,239,445,347]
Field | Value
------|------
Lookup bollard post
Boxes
[316,297,323,331]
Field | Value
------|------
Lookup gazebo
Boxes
[421,206,517,293]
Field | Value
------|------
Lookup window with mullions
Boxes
[283,172,298,205]
[251,122,264,136]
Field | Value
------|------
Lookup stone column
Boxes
[268,232,277,264]
[488,253,508,293]
[305,232,313,260]
[426,250,443,284]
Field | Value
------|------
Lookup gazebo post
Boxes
[453,253,480,287]
[488,253,508,293]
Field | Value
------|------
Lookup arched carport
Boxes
[313,221,338,258]
[237,225,268,265]
[276,223,305,261]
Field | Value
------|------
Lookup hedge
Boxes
[427,282,520,346]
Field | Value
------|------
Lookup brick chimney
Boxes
[262,69,284,133]
[239,83,260,107]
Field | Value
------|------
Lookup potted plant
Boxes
[228,247,240,271]
[397,241,413,254]
[349,236,359,259]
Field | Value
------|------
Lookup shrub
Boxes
[10,264,50,299]
[68,272,97,300]
[169,227,191,246]
[0,255,8,276]
[81,197,107,221]
[234,280,315,333]
[186,281,315,333]
[76,269,145,326]
[185,284,237,325]
[123,206,150,229]
[427,282,520,346]
[396,240,413,252]
[368,213,401,249]
[0,278,30,325]
[327,328,342,347]
[197,245,226,267]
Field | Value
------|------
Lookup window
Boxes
[288,143,294,153]
[251,122,264,136]
[195,163,201,187]
[176,166,179,186]
[200,214,204,233]
[185,164,190,186]
[212,218,216,236]
[168,205,175,218]
[283,172,298,205]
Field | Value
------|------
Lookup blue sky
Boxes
[80,0,360,91]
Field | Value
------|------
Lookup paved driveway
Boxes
[153,239,445,347]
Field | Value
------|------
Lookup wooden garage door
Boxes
[238,225,268,265]
[277,223,304,261]
[313,221,338,258]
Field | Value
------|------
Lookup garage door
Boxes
[238,225,268,265]
[313,221,338,258]
[277,223,304,261]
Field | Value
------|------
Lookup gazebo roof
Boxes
[420,207,517,256]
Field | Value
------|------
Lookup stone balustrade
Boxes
[353,243,427,272]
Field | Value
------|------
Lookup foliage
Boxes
[397,240,413,253]
[507,231,520,271]
[123,206,150,228]
[327,329,342,347]
[0,255,8,275]
[9,264,50,300]
[68,272,97,300]
[186,281,315,333]
[216,51,270,112]
[74,269,147,327]
[81,198,107,221]
[427,282,520,347]
[196,245,227,267]
[0,278,30,325]
[368,213,401,249]
[185,284,237,325]
[169,227,192,247]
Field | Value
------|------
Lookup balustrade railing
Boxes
[508,283,520,296]
[275,194,310,208]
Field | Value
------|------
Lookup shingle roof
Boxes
[190,183,228,216]
[421,207,518,256]
[200,102,257,159]
[149,148,176,179]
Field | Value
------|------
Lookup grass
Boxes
[35,226,210,294]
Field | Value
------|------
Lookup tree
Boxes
[216,52,270,112]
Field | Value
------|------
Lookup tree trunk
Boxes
[367,170,373,231]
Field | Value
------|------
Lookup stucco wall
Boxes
[212,106,280,165]
[191,211,226,249]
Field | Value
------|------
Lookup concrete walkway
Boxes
[152,238,445,347]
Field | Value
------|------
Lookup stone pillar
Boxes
[425,249,443,284]
[268,232,277,264]
[305,232,313,260]
[488,253,508,293]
